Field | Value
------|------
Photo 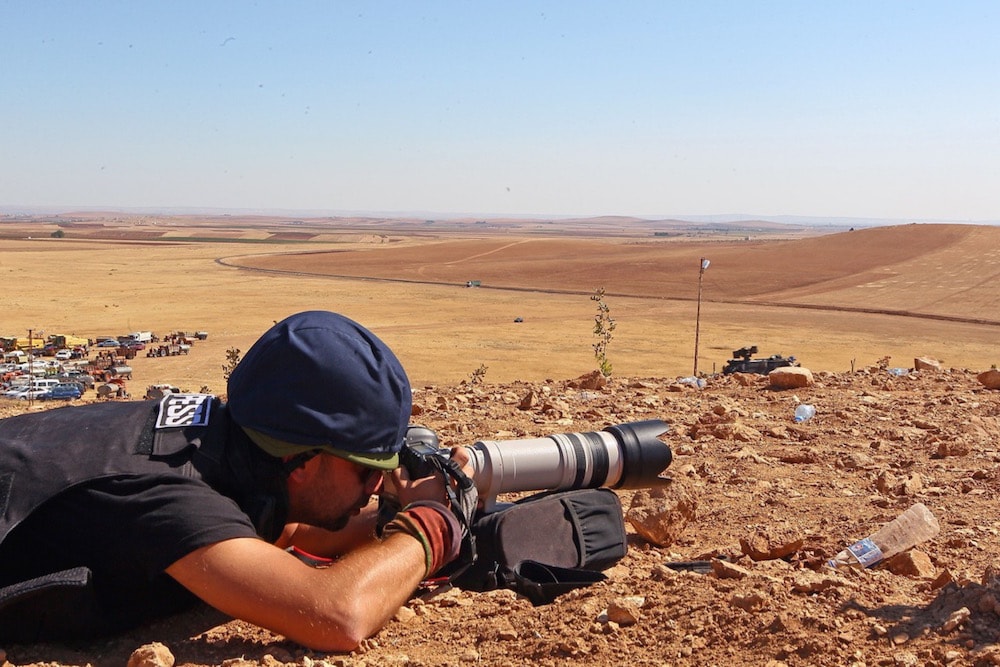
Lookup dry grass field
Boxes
[0,216,997,390]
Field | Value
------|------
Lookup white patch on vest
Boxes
[155,393,214,429]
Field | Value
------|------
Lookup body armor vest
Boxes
[0,395,289,641]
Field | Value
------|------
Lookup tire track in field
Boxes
[413,239,534,276]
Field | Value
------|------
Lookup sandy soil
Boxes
[2,216,1000,666]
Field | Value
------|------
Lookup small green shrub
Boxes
[222,347,241,383]
[469,363,488,385]
[591,287,616,377]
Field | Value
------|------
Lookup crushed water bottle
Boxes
[793,404,815,423]
[827,503,940,571]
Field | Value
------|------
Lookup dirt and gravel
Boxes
[4,361,1000,667]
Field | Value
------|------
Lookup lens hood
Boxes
[603,420,672,489]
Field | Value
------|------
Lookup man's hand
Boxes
[379,446,478,577]
[386,445,475,508]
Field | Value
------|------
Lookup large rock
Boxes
[626,481,698,547]
[978,369,1000,390]
[768,366,814,389]
[914,356,942,371]
[569,370,607,390]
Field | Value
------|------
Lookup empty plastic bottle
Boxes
[827,502,940,571]
[793,404,816,423]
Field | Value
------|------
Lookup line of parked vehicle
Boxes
[2,328,207,404]
[1,376,84,401]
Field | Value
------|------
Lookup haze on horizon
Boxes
[1,2,998,223]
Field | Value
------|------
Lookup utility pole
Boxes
[693,258,710,376]
[27,328,34,407]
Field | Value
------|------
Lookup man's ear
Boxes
[286,454,318,484]
[287,465,307,484]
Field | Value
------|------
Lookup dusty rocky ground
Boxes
[4,362,1000,667]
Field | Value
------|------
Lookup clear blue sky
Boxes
[2,1,997,221]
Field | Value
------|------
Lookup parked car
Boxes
[40,383,84,401]
[96,339,121,348]
[6,385,54,400]
[57,372,93,390]
[3,384,31,398]
[54,349,73,360]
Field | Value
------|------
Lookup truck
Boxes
[14,336,46,351]
[128,331,154,343]
[51,334,90,350]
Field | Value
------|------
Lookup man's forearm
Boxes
[313,531,428,647]
[277,506,381,557]
[167,532,427,652]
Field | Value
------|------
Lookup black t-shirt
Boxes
[0,473,260,636]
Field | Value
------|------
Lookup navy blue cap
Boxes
[227,311,412,469]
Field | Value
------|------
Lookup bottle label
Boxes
[847,537,884,568]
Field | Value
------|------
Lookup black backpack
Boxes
[448,488,627,605]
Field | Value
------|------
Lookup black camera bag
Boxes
[449,487,627,605]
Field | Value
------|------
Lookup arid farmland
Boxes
[1,217,997,390]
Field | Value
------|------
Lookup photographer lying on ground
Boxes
[0,310,472,651]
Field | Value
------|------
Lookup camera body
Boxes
[398,425,448,479]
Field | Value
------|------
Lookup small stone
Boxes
[711,559,751,580]
[885,550,936,578]
[606,596,645,626]
[940,607,971,633]
[394,605,417,623]
[127,642,175,667]
[900,473,924,495]
[937,439,971,457]
[740,529,805,561]
[731,591,767,610]
[557,638,590,657]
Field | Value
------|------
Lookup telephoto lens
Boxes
[465,420,672,510]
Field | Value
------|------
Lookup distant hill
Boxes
[5,206,995,228]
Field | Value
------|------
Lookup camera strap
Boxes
[422,454,478,583]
